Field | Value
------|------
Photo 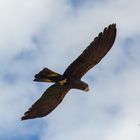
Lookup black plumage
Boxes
[21,24,117,120]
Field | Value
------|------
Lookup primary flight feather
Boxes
[21,24,117,120]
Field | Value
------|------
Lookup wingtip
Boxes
[21,111,30,121]
[21,115,30,121]
[107,23,117,34]
[112,23,116,25]
[33,78,37,82]
[111,23,116,28]
[109,23,116,28]
[21,116,26,121]
[103,23,116,34]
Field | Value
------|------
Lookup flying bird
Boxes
[21,24,117,120]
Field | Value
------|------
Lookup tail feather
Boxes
[34,68,63,83]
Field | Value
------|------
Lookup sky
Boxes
[0,0,140,140]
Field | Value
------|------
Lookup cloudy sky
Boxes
[0,0,140,140]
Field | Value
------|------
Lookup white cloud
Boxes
[0,0,140,139]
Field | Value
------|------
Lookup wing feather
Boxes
[63,24,117,79]
[21,84,70,120]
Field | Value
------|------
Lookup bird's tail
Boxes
[34,68,64,83]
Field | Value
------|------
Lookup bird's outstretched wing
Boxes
[64,24,117,79]
[21,84,70,120]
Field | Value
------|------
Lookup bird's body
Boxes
[34,68,89,91]
[21,24,117,120]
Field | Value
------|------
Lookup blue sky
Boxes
[0,0,140,140]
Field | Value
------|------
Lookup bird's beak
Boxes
[84,87,89,92]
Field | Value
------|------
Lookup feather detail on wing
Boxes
[63,24,117,79]
[21,84,70,120]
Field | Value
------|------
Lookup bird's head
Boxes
[84,86,89,92]
[80,81,89,92]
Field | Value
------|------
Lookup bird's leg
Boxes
[59,78,67,85]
